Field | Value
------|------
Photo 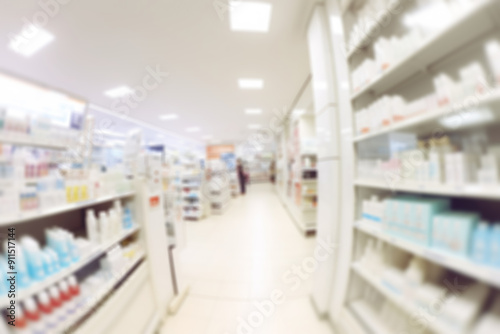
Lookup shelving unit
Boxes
[354,179,500,199]
[349,300,394,334]
[353,88,500,143]
[61,251,146,333]
[336,0,500,333]
[355,220,500,289]
[0,133,70,150]
[0,191,135,226]
[350,0,497,101]
[0,225,140,308]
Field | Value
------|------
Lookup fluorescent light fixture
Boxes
[238,78,264,89]
[104,86,134,98]
[159,114,178,121]
[202,135,213,140]
[293,109,306,116]
[245,108,263,115]
[186,127,200,133]
[248,124,262,130]
[229,1,272,32]
[9,26,55,57]
[439,108,494,129]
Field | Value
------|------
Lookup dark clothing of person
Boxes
[237,164,246,194]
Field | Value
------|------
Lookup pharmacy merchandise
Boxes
[353,55,499,137]
[0,145,133,221]
[3,243,144,332]
[357,132,500,192]
[349,0,483,92]
[361,194,500,270]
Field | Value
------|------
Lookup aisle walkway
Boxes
[160,183,334,334]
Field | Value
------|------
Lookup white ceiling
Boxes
[0,0,315,144]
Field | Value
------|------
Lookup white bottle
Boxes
[98,211,110,243]
[108,209,119,239]
[38,291,58,332]
[113,200,124,233]
[85,209,99,245]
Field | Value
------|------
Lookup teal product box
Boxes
[472,223,491,265]
[383,198,397,233]
[434,212,479,256]
[432,213,451,250]
[488,225,500,267]
[412,198,450,246]
[396,196,420,240]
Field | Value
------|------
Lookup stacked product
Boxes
[361,195,500,268]
[0,145,133,220]
[354,45,500,136]
[0,229,90,292]
[0,108,81,148]
[85,200,135,246]
[357,133,500,189]
[350,0,483,93]
[1,275,82,333]
[355,239,496,333]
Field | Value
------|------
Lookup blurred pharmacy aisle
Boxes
[160,184,334,334]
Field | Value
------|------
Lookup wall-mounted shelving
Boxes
[0,191,135,226]
[350,0,496,101]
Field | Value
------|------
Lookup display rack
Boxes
[274,90,318,235]
[0,191,135,226]
[339,0,500,333]
[0,225,140,308]
[205,160,232,215]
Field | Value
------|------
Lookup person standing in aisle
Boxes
[237,159,246,195]
[270,160,276,184]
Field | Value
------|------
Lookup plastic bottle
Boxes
[48,286,66,323]
[58,281,76,316]
[4,241,31,289]
[98,211,110,243]
[7,306,29,333]
[85,209,99,245]
[20,236,46,281]
[44,247,60,273]
[38,291,57,332]
[24,297,44,333]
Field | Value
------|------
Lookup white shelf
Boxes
[0,133,69,150]
[355,178,500,200]
[354,220,500,289]
[0,226,141,308]
[350,0,497,101]
[352,263,457,334]
[349,300,394,334]
[0,191,135,226]
[353,89,500,142]
[345,0,405,59]
[62,251,146,333]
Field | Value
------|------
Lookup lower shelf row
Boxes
[2,247,145,334]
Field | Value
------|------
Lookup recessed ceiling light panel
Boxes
[245,108,263,115]
[159,114,178,121]
[9,26,55,57]
[104,86,134,98]
[238,79,264,89]
[229,1,272,32]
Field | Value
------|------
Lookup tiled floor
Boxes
[160,183,334,334]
